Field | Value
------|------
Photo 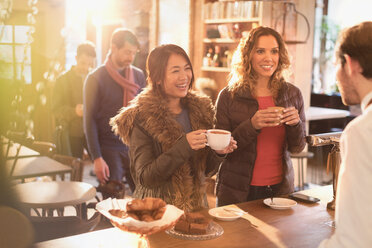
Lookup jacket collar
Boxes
[111,88,214,149]
[232,82,290,107]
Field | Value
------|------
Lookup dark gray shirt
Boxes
[175,108,192,133]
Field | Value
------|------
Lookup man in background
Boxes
[319,21,372,248]
[84,29,146,193]
[53,42,96,158]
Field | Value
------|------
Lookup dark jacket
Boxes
[53,66,84,137]
[215,82,306,206]
[83,65,146,160]
[111,88,223,211]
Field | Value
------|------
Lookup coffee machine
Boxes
[306,132,342,210]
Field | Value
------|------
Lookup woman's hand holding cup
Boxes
[186,129,238,154]
[205,129,237,154]
[280,106,300,126]
[251,107,284,129]
[214,137,237,155]
[186,130,208,150]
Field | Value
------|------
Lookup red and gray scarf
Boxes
[104,56,140,107]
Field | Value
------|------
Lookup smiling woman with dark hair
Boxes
[111,44,237,211]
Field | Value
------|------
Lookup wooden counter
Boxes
[35,186,334,248]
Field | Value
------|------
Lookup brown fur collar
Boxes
[111,87,215,148]
[111,88,215,211]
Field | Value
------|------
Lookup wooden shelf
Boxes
[204,17,260,24]
[201,66,231,72]
[203,38,239,43]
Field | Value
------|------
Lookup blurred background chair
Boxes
[52,154,84,182]
[15,181,96,218]
[29,210,100,242]
[3,131,57,178]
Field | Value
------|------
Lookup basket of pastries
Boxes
[96,197,184,235]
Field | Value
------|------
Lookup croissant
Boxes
[153,206,166,220]
[127,197,166,211]
[140,212,155,222]
[127,212,140,220]
[109,209,127,219]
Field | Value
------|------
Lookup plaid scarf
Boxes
[104,56,140,107]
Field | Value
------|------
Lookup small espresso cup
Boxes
[267,106,285,125]
[206,129,231,150]
[267,106,284,114]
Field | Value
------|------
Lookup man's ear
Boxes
[344,54,362,76]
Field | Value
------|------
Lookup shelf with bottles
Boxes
[200,1,264,93]
[203,38,237,44]
[202,44,234,70]
[205,21,259,46]
[204,17,261,24]
[204,1,262,21]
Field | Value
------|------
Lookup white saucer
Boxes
[208,207,244,221]
[263,198,297,210]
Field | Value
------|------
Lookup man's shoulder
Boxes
[86,65,108,82]
[56,67,75,82]
[343,113,371,143]
[131,65,146,87]
[131,65,143,73]
[131,65,145,78]
[90,65,107,76]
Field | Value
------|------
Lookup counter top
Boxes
[35,186,335,248]
[306,106,350,121]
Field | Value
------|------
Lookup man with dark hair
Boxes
[319,21,372,248]
[53,41,96,158]
[84,28,146,192]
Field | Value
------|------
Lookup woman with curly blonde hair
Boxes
[215,26,306,206]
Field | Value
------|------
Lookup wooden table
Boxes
[5,156,72,181]
[4,142,40,159]
[14,181,96,219]
[35,186,334,248]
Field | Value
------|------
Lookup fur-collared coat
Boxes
[111,88,223,211]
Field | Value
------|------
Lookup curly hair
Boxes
[227,26,291,99]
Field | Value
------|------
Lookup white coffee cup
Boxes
[206,129,231,150]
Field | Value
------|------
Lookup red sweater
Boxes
[250,96,285,186]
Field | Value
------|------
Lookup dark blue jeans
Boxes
[101,148,135,193]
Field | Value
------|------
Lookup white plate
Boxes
[208,207,244,221]
[263,198,297,210]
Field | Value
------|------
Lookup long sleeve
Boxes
[129,124,195,188]
[285,87,306,153]
[319,112,372,248]
[205,149,224,177]
[53,75,76,124]
[215,88,259,152]
[83,74,101,159]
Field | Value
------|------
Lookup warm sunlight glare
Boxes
[229,204,287,248]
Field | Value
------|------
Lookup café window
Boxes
[312,0,372,95]
[0,25,32,84]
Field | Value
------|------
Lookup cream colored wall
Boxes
[292,0,315,111]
